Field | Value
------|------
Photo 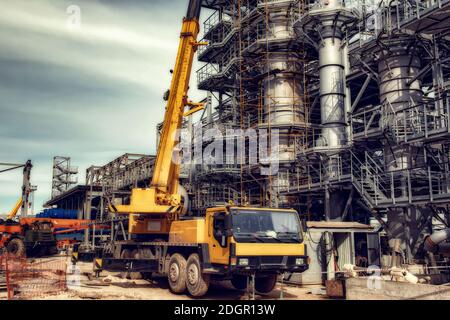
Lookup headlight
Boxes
[295,258,304,265]
[238,258,249,266]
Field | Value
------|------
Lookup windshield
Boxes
[231,209,303,243]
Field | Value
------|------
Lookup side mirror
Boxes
[301,219,308,232]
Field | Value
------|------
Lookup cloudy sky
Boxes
[0,0,207,215]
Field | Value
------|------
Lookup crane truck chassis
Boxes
[84,206,308,297]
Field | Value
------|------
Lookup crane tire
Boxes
[168,253,187,293]
[7,238,26,257]
[231,275,248,290]
[186,253,210,297]
[255,274,278,294]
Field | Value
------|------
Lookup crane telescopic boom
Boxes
[6,198,23,220]
[110,0,204,234]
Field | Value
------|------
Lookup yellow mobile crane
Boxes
[89,0,308,297]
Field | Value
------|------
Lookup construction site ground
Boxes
[0,255,329,300]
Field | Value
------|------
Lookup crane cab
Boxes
[169,206,308,273]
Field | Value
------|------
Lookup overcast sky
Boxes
[0,0,206,215]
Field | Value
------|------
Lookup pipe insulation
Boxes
[262,9,305,207]
[424,228,450,255]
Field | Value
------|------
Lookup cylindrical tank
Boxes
[262,53,304,126]
[317,32,347,148]
[378,43,423,171]
[263,52,304,164]
[261,10,305,207]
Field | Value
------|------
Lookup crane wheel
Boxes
[255,274,277,294]
[7,238,26,257]
[186,253,210,297]
[231,275,248,290]
[168,253,187,293]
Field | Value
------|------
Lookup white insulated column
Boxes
[378,44,422,171]
[262,9,305,207]
[375,2,426,263]
[319,36,346,148]
[316,0,347,149]
[263,52,304,162]
[302,0,355,220]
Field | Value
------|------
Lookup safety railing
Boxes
[240,1,260,21]
[242,21,297,54]
[203,10,233,37]
[196,42,241,89]
[278,146,450,208]
[399,0,448,23]
[257,0,296,6]
[375,0,449,34]
[197,63,220,86]
[381,98,450,144]
[351,95,450,143]
[350,152,450,207]
[192,186,241,210]
[198,23,236,59]
[351,104,383,139]
[2,254,67,300]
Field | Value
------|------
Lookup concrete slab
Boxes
[346,278,450,300]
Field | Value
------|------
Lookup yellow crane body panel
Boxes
[169,219,207,243]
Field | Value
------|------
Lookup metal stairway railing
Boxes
[349,150,389,208]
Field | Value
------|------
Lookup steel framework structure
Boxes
[186,0,450,265]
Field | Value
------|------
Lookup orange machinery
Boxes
[0,217,103,256]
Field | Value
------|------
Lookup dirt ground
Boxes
[1,256,329,301]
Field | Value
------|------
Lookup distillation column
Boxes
[262,8,305,207]
[376,2,431,263]
[376,14,426,262]
[298,0,356,219]
[318,17,346,151]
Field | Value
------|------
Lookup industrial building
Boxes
[7,0,447,299]
[183,0,450,273]
[48,0,449,275]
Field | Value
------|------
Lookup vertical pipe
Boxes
[318,36,346,148]
[310,0,353,221]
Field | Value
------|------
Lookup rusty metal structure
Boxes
[183,0,450,267]
[51,156,78,199]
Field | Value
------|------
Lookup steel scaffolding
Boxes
[190,0,450,264]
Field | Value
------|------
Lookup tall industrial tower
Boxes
[51,156,78,198]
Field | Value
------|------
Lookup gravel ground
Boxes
[1,256,329,301]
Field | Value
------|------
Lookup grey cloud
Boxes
[0,0,202,214]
